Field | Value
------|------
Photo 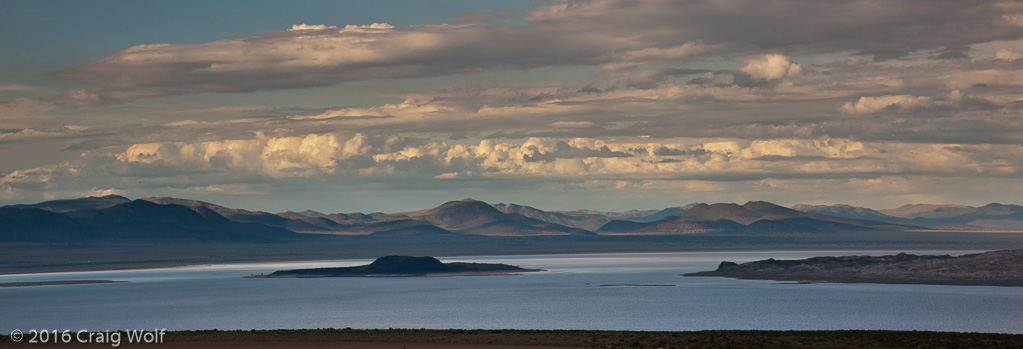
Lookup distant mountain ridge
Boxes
[492,203,611,231]
[0,196,300,243]
[2,195,1021,243]
[6,195,131,212]
[792,203,1023,228]
[596,201,915,235]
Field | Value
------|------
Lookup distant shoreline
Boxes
[4,231,1019,275]
[685,250,1023,286]
[0,279,126,287]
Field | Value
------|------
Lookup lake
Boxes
[2,251,1022,333]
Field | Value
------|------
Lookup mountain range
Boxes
[2,195,1022,243]
[792,203,1023,228]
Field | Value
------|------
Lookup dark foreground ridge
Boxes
[685,250,1023,286]
[4,329,1021,349]
[256,255,543,277]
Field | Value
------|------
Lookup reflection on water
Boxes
[2,251,1021,333]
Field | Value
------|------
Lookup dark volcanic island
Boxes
[684,250,1023,286]
[254,255,543,278]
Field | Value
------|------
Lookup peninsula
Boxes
[254,255,543,278]
[684,250,1023,286]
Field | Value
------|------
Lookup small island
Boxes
[684,250,1023,286]
[252,255,544,278]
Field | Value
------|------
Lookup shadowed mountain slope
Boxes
[1,199,301,242]
[5,194,131,213]
[144,197,333,232]
[6,196,1015,242]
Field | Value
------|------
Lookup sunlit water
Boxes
[2,251,1022,333]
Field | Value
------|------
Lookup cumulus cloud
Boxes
[839,95,935,114]
[10,132,1021,187]
[114,133,391,178]
[740,54,803,80]
[53,0,1023,103]
[6,127,1023,208]
[733,54,803,88]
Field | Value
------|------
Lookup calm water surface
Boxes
[2,251,1021,333]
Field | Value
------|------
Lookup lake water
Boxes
[2,251,1022,333]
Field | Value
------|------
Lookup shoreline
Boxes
[0,280,126,287]
[3,230,1021,275]
[0,247,995,277]
[684,250,1023,287]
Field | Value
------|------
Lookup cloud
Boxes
[733,54,803,88]
[0,98,57,129]
[1004,13,1023,27]
[7,126,1023,209]
[600,42,719,70]
[996,48,1023,61]
[114,133,389,178]
[289,24,339,31]
[740,54,803,81]
[450,8,514,24]
[625,68,712,89]
[11,132,1022,186]
[0,125,89,142]
[931,45,972,60]
[0,85,36,92]
[551,121,596,128]
[839,95,935,114]
[162,105,297,116]
[0,98,52,118]
[53,0,1023,103]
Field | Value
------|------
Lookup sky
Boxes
[2,0,1023,213]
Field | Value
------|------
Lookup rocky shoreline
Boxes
[684,250,1023,286]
